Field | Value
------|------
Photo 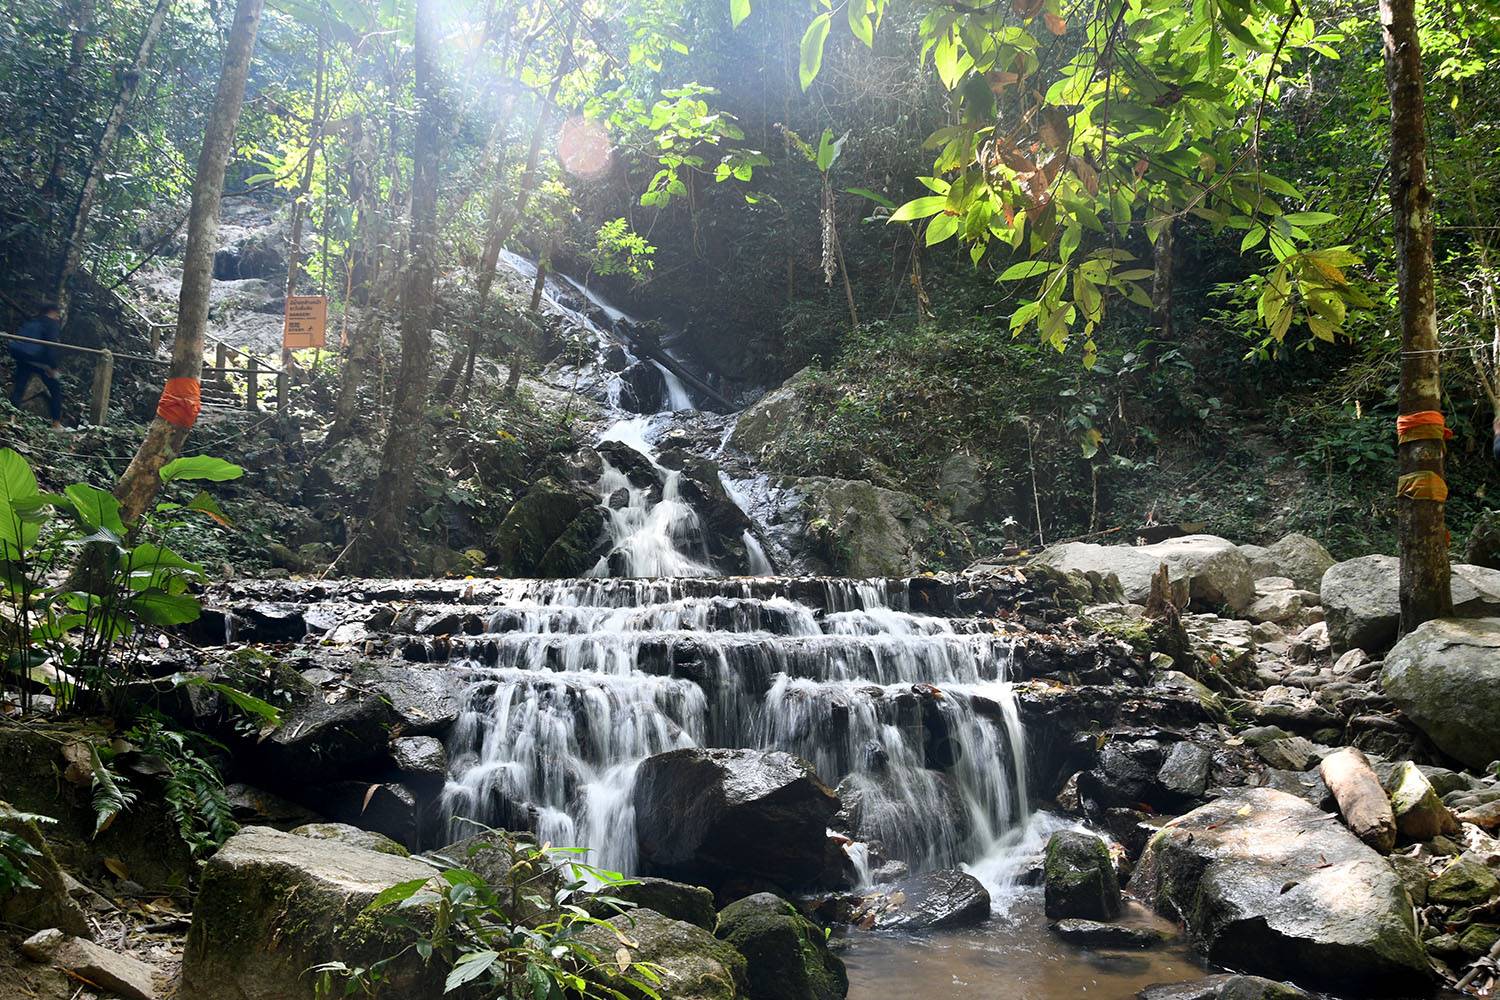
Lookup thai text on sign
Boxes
[283,295,328,350]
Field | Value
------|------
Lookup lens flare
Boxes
[558,116,612,180]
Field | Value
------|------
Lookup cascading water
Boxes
[438,578,1030,884]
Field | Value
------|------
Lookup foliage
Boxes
[588,218,657,280]
[125,719,238,858]
[0,447,242,715]
[0,803,56,894]
[312,835,662,999]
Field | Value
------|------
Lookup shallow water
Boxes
[842,896,1209,1000]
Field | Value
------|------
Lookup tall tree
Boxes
[54,0,174,313]
[1381,0,1451,630]
[112,0,265,524]
[349,0,441,573]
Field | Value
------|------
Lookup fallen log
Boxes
[1319,747,1396,854]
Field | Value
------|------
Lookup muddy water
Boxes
[842,898,1208,1000]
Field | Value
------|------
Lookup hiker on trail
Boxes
[8,302,66,429]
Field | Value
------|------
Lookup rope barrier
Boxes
[0,329,165,366]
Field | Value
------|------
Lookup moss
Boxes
[714,893,847,1000]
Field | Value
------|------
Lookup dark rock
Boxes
[633,748,839,891]
[619,360,667,414]
[853,869,990,929]
[714,893,848,1000]
[314,781,421,850]
[493,477,602,576]
[1156,741,1212,802]
[1044,830,1120,919]
[260,691,394,779]
[1138,975,1311,1000]
[224,783,323,830]
[390,735,447,779]
[1049,917,1167,949]
[587,876,716,930]
[1129,788,1429,995]
[352,664,459,737]
[596,440,662,491]
[1467,511,1500,570]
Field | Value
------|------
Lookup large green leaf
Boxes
[799,13,832,91]
[888,196,947,222]
[0,449,41,559]
[159,456,244,483]
[730,0,751,28]
[65,484,126,536]
[130,589,201,626]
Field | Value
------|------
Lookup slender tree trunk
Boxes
[349,0,440,574]
[1381,0,1451,631]
[437,24,572,400]
[280,29,326,329]
[1151,219,1174,340]
[112,0,264,525]
[54,0,173,314]
[326,118,382,447]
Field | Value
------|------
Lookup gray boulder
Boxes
[714,893,848,1000]
[1138,975,1311,1000]
[633,748,838,891]
[1129,788,1429,995]
[180,826,444,999]
[290,821,409,857]
[730,368,817,455]
[1322,554,1500,653]
[581,908,746,1000]
[790,476,965,576]
[1255,535,1336,593]
[1043,830,1120,920]
[1381,618,1500,770]
[1031,535,1254,612]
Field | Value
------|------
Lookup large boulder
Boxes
[0,803,91,938]
[1240,535,1335,594]
[181,826,444,1000]
[581,908,746,1000]
[730,368,817,455]
[852,869,991,930]
[633,748,839,891]
[1138,975,1311,1000]
[714,893,848,1000]
[1381,618,1500,770]
[1129,788,1429,996]
[790,476,965,576]
[1043,830,1120,919]
[1322,555,1500,653]
[1031,535,1254,612]
[492,476,603,577]
[258,690,394,781]
[588,876,717,930]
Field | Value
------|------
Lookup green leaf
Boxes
[799,13,832,90]
[848,0,873,46]
[815,129,845,172]
[159,456,244,483]
[888,196,947,222]
[366,877,434,912]
[0,449,39,505]
[1282,211,1338,228]
[130,589,201,626]
[997,260,1059,281]
[925,213,959,246]
[171,675,282,725]
[844,187,897,210]
[65,484,126,535]
[445,950,500,992]
[730,0,751,28]
[1240,228,1266,253]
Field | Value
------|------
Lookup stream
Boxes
[477,256,1213,999]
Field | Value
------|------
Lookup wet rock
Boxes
[21,928,158,1000]
[633,748,839,891]
[730,367,817,455]
[853,869,990,929]
[1044,830,1120,920]
[1157,742,1213,801]
[353,664,459,737]
[714,893,848,1000]
[1050,917,1167,948]
[597,440,662,491]
[1428,856,1499,907]
[181,826,444,1000]
[290,822,409,857]
[390,735,448,779]
[1129,788,1429,995]
[0,803,91,938]
[1387,761,1457,841]
[493,476,603,577]
[260,690,394,779]
[619,360,667,413]
[1323,556,1500,653]
[791,476,966,576]
[1137,975,1311,1000]
[587,876,716,930]
[581,909,746,1000]
[1032,535,1254,612]
[1381,617,1500,770]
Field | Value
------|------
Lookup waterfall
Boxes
[438,578,1029,879]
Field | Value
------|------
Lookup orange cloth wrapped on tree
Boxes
[156,377,202,429]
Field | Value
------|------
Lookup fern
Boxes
[89,747,137,838]
[132,721,237,858]
[0,806,54,894]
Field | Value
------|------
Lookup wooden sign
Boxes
[283,295,327,350]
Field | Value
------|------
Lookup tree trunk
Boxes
[112,0,264,525]
[44,0,97,199]
[1151,218,1174,340]
[325,117,383,448]
[280,29,326,333]
[1380,0,1451,632]
[349,0,440,574]
[436,24,573,400]
[53,0,173,314]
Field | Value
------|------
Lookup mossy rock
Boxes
[537,505,606,577]
[180,826,444,1000]
[714,892,847,1000]
[493,476,599,576]
[1430,857,1500,908]
[1043,830,1120,920]
[0,802,90,938]
[587,876,716,930]
[291,822,409,857]
[582,908,747,1000]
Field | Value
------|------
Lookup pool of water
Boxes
[842,896,1209,1000]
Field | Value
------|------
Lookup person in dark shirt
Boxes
[8,303,65,428]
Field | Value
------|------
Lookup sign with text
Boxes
[283,295,327,350]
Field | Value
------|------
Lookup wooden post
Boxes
[276,367,288,412]
[246,354,259,412]
[215,341,227,376]
[149,323,161,356]
[89,349,114,425]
